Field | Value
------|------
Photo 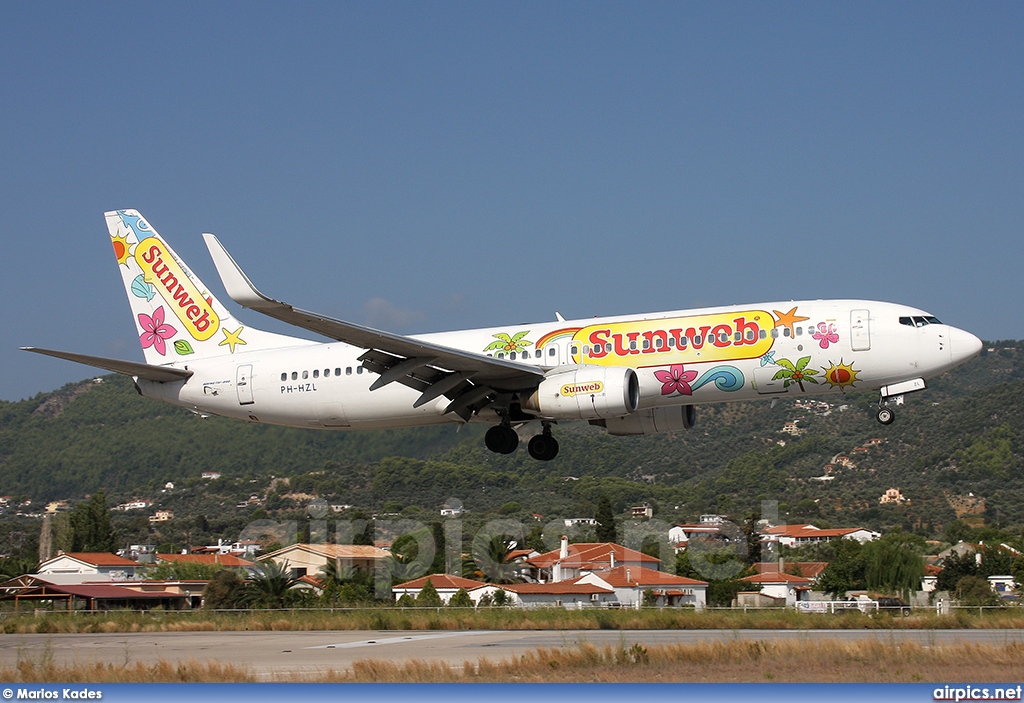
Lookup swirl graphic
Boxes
[690,365,744,393]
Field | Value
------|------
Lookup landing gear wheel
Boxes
[528,433,560,461]
[485,425,519,454]
[876,407,895,425]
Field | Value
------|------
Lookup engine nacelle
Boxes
[522,366,639,420]
[598,405,696,436]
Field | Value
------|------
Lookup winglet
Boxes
[202,233,283,310]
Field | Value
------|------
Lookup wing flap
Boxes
[202,233,545,394]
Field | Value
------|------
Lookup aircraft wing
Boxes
[202,234,544,419]
[21,347,193,383]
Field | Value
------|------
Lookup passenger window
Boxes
[291,372,298,381]
[335,368,342,376]
[759,329,767,340]
[795,327,803,336]
[694,336,702,345]
[302,371,309,380]
[313,369,319,379]
[771,328,779,339]
[346,367,352,375]
[570,345,579,355]
[629,340,637,351]
[357,366,363,374]
[747,330,756,341]
[510,352,517,360]
[324,369,330,377]
[668,338,675,348]
[734,332,742,342]
[548,347,556,357]
[281,373,287,382]
[783,329,790,338]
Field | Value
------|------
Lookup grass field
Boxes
[4,639,1024,683]
[2,606,1023,634]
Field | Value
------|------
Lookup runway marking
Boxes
[306,631,493,650]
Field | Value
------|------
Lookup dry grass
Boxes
[342,640,1024,683]
[4,640,1024,683]
[3,606,1022,634]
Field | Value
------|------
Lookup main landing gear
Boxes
[484,422,560,461]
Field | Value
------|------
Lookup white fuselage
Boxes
[138,299,981,430]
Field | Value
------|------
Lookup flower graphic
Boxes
[654,364,699,396]
[484,331,532,353]
[812,322,839,349]
[138,306,177,356]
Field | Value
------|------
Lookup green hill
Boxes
[1,341,1022,554]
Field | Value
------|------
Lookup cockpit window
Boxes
[900,315,943,327]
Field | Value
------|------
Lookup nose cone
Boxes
[948,326,983,365]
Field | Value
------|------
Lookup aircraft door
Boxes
[236,364,254,405]
[851,309,871,351]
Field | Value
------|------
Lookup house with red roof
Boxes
[526,538,660,583]
[760,524,879,548]
[259,543,392,580]
[754,560,828,584]
[37,552,141,581]
[156,552,255,575]
[739,570,814,606]
[500,580,617,608]
[578,565,708,609]
[391,574,490,604]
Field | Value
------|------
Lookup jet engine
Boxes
[521,366,639,420]
[596,405,696,436]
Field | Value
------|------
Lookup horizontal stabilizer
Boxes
[20,347,193,383]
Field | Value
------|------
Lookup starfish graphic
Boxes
[773,306,810,337]
[219,326,247,353]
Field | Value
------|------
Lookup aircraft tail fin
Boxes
[106,210,308,364]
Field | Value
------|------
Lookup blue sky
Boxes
[2,3,1022,401]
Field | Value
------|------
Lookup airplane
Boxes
[23,209,983,461]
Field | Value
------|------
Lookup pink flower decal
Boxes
[654,364,698,396]
[812,322,839,349]
[138,306,177,356]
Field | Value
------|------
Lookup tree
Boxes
[69,491,116,553]
[817,538,866,597]
[415,579,443,607]
[203,569,245,609]
[448,587,473,608]
[863,532,925,601]
[595,495,617,543]
[242,560,301,608]
[145,560,225,581]
[955,575,999,606]
[936,550,978,592]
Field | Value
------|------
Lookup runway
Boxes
[3,629,1023,679]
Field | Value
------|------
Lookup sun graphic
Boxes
[111,234,132,266]
[823,360,860,391]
